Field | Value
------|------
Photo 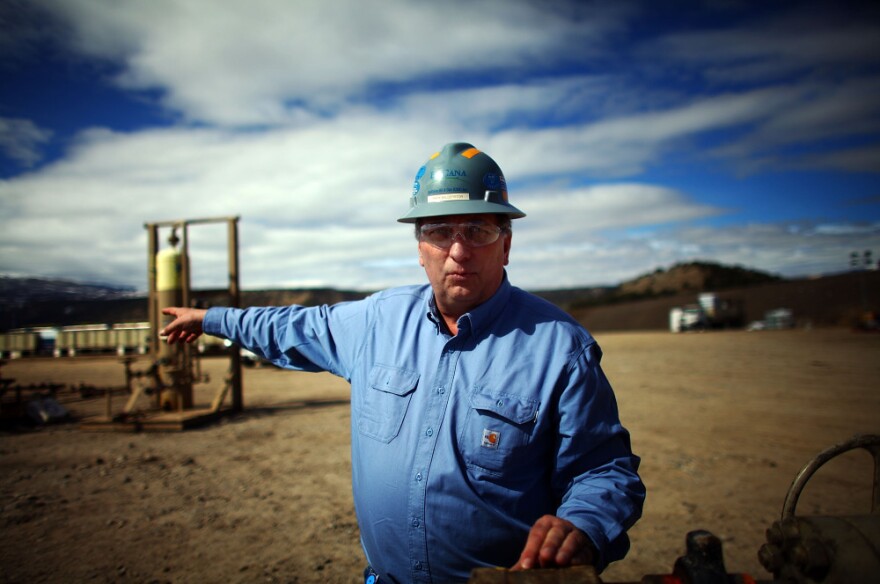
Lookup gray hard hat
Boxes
[397,142,526,223]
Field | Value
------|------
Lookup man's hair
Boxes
[414,215,513,240]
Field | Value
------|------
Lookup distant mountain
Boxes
[0,278,371,330]
[0,276,138,304]
[533,261,782,311]
[615,261,781,299]
[0,262,782,330]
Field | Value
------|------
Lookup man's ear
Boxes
[503,233,512,266]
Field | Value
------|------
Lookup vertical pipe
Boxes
[146,224,160,409]
[228,217,243,412]
[179,223,193,409]
[146,225,159,358]
[180,222,191,312]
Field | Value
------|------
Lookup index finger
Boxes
[513,515,554,570]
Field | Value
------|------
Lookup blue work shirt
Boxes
[204,275,644,583]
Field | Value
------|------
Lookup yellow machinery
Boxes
[145,216,244,418]
[154,236,189,410]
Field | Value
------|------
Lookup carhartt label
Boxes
[481,429,500,449]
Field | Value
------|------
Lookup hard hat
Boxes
[397,142,526,223]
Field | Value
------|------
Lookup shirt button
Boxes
[437,386,445,394]
[415,473,422,482]
[425,427,433,437]
[412,518,420,527]
[414,561,423,570]
[496,399,504,407]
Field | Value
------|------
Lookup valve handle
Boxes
[781,433,880,518]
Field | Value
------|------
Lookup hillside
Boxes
[613,261,780,299]
[531,261,781,311]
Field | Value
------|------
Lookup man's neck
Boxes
[441,311,459,336]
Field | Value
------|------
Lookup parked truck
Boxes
[670,293,744,332]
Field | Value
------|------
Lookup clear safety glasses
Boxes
[418,222,505,249]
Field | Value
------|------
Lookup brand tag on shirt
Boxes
[481,428,500,449]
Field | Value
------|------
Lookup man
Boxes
[162,142,645,583]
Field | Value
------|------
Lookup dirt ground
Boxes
[2,328,879,583]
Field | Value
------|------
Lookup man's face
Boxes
[418,214,511,318]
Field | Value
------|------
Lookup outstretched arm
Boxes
[160,307,207,344]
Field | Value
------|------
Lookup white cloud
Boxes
[517,183,725,240]
[0,107,502,289]
[707,77,880,173]
[19,0,879,176]
[0,118,53,167]
[484,86,804,179]
[34,0,631,126]
[505,184,726,287]
[506,220,880,289]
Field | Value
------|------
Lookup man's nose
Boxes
[448,238,471,261]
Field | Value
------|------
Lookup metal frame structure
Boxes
[145,216,243,414]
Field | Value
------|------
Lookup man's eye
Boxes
[430,227,453,239]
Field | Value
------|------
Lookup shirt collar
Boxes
[423,271,512,338]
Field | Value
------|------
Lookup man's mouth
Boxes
[447,271,472,281]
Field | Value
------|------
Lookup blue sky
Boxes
[1,0,879,292]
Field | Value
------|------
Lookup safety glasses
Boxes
[418,222,505,249]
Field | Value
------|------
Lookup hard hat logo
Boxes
[412,166,426,196]
[483,173,504,190]
[398,142,526,224]
[428,168,470,194]
[433,169,467,179]
[482,173,508,202]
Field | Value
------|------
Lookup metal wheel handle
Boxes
[781,434,880,519]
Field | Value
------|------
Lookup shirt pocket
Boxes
[460,388,539,475]
[357,363,419,443]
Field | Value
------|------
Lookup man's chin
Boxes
[444,287,485,309]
